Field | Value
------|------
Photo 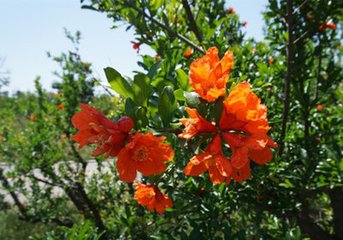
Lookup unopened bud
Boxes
[118,116,134,132]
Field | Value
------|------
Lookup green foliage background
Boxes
[0,0,342,239]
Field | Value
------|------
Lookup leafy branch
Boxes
[123,0,205,54]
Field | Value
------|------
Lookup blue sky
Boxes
[0,0,268,93]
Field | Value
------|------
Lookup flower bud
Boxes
[118,116,134,132]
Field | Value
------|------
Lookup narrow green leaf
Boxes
[125,98,138,120]
[147,61,162,79]
[133,73,152,106]
[175,68,189,90]
[174,89,186,101]
[158,86,176,126]
[135,106,149,128]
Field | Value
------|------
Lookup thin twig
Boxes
[123,0,205,54]
[181,0,203,43]
[28,174,61,187]
[313,46,322,103]
[98,81,115,97]
[279,0,294,156]
[0,168,26,214]
[293,30,309,44]
[292,0,310,14]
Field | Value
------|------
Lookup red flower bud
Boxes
[226,7,236,15]
[131,41,142,53]
[184,49,193,59]
[29,114,36,121]
[118,116,134,132]
[316,105,324,111]
[268,57,275,64]
[319,20,336,31]
[57,104,64,110]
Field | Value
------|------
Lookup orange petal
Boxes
[230,147,249,169]
[215,155,232,177]
[117,149,137,182]
[249,147,273,165]
[208,165,225,184]
[184,154,208,176]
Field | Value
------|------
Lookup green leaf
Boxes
[174,89,186,101]
[133,73,152,106]
[104,67,133,99]
[135,106,149,128]
[189,227,202,240]
[147,60,162,79]
[256,62,268,75]
[158,86,176,127]
[125,98,138,120]
[175,68,189,91]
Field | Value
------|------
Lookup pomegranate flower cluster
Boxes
[70,47,277,213]
[71,104,173,214]
[180,48,277,185]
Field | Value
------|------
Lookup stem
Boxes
[29,174,61,187]
[0,168,73,227]
[313,46,322,103]
[123,0,205,54]
[278,0,294,156]
[292,30,309,45]
[181,0,203,43]
[0,168,27,216]
[292,0,310,14]
[75,182,106,232]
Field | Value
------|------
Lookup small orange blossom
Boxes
[134,183,173,214]
[116,132,174,182]
[316,105,324,111]
[189,47,234,102]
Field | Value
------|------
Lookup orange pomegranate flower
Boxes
[179,107,216,140]
[316,104,324,111]
[116,132,174,182]
[71,104,133,158]
[219,82,277,173]
[181,82,276,184]
[189,47,234,102]
[268,57,275,64]
[220,82,271,135]
[57,104,64,110]
[184,49,193,59]
[222,132,277,169]
[29,114,36,121]
[134,183,173,214]
[184,135,232,184]
[319,20,336,31]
